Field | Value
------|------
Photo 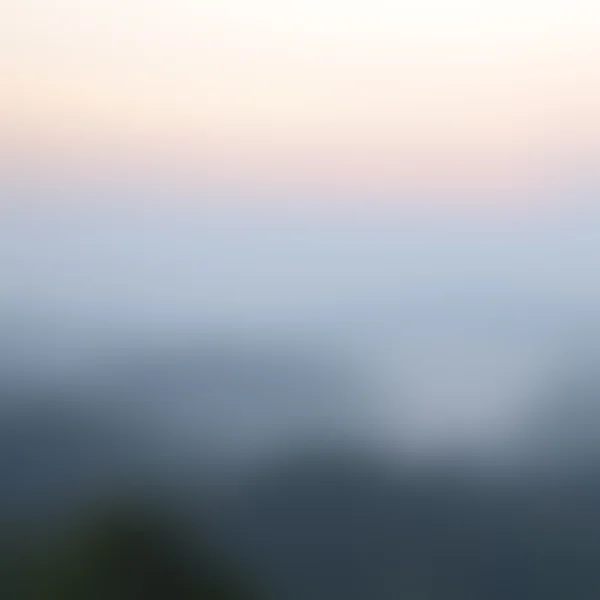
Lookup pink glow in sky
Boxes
[1,0,599,203]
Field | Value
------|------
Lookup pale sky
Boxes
[1,0,599,200]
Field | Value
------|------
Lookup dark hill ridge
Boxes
[3,338,600,598]
[213,451,600,600]
[0,340,367,527]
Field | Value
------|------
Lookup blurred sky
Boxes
[2,1,600,457]
[1,0,599,205]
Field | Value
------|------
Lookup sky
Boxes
[2,0,599,205]
[2,1,600,458]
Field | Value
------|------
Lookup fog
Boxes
[2,199,600,461]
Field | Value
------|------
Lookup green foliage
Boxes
[11,501,256,600]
